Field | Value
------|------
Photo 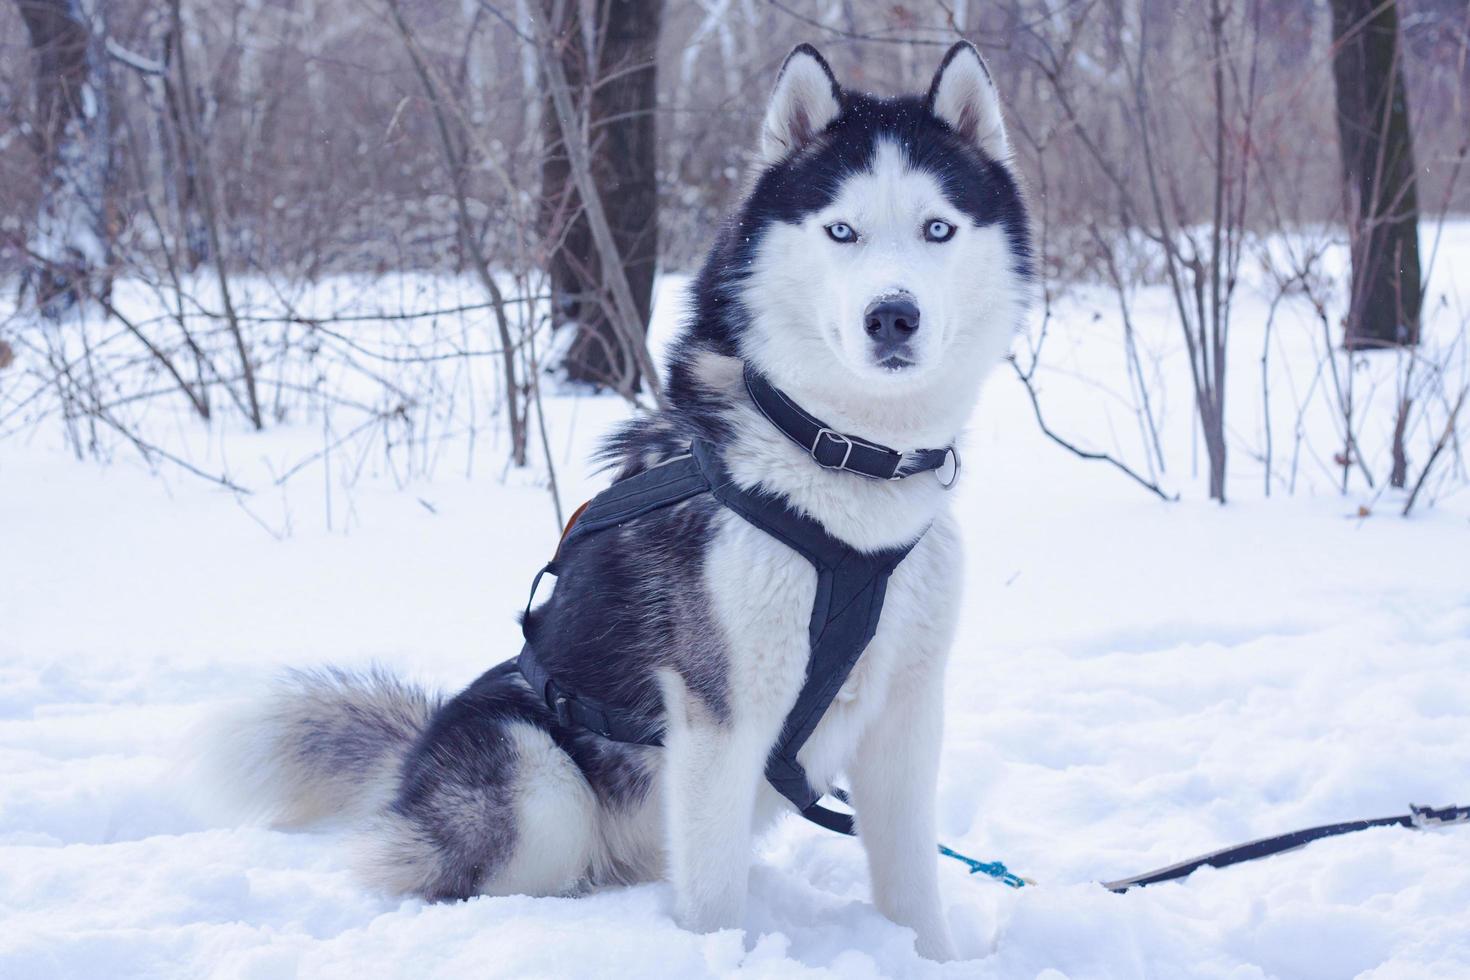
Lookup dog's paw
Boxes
[914,925,958,963]
[673,890,744,935]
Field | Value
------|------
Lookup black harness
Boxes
[516,366,956,834]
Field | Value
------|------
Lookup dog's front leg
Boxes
[848,663,956,961]
[661,675,773,933]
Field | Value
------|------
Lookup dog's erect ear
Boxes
[926,41,1010,162]
[760,44,841,165]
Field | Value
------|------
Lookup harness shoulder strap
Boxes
[559,453,708,551]
[520,453,710,628]
[691,440,918,815]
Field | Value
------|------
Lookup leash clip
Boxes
[1411,803,1470,828]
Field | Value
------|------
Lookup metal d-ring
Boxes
[936,447,960,489]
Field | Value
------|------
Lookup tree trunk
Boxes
[161,25,210,271]
[540,0,662,392]
[1330,0,1422,349]
[17,0,111,319]
[539,0,593,358]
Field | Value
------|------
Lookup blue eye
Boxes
[925,219,956,242]
[825,222,857,243]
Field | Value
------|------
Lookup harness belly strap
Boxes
[514,438,921,834]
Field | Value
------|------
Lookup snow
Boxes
[2,233,1469,978]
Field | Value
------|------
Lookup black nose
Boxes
[864,297,921,346]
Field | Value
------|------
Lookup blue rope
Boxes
[938,843,1028,888]
[826,789,1028,888]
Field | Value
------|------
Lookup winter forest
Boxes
[2,1,1469,977]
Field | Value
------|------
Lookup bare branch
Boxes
[1007,355,1175,503]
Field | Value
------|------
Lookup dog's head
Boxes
[699,42,1031,440]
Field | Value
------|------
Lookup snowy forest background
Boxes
[1,0,1467,509]
[2,3,1470,978]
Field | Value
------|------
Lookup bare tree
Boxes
[159,21,208,270]
[386,0,529,465]
[538,0,662,394]
[1330,0,1423,350]
[1015,0,1263,503]
[167,0,261,430]
[15,0,110,318]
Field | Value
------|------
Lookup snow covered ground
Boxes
[2,235,1468,978]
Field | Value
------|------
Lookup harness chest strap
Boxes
[515,438,920,832]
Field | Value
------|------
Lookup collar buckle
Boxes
[811,427,855,471]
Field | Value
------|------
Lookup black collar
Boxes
[743,364,958,484]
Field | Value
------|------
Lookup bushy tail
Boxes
[206,666,440,827]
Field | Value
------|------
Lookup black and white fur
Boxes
[213,43,1031,961]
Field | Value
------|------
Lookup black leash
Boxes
[1100,802,1470,892]
[817,794,1470,892]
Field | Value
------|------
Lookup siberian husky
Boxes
[215,42,1031,961]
